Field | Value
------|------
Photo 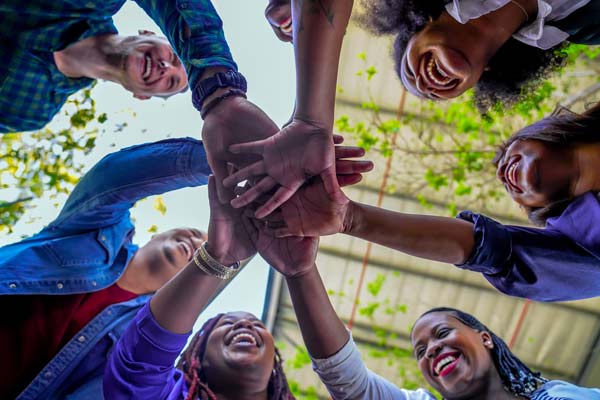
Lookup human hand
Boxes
[201,97,279,203]
[331,136,374,187]
[243,213,318,278]
[224,119,340,218]
[264,175,353,238]
[205,176,256,265]
[265,0,293,43]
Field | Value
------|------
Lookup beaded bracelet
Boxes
[200,89,247,120]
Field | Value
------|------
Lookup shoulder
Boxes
[533,380,600,399]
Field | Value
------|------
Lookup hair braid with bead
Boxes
[419,308,547,398]
[176,314,296,400]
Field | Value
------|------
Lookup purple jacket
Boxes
[458,191,600,301]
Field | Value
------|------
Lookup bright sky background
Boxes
[2,0,296,333]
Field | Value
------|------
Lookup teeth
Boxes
[143,55,152,79]
[434,355,457,375]
[426,57,452,86]
[508,162,518,185]
[231,333,257,346]
[279,18,292,34]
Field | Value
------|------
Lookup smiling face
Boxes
[202,312,275,390]
[265,0,293,42]
[411,312,496,398]
[117,32,188,99]
[400,13,491,100]
[496,139,575,208]
[135,227,206,285]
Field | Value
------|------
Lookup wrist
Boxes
[342,200,359,235]
[204,241,227,265]
[284,263,318,282]
[193,69,247,112]
[291,115,333,134]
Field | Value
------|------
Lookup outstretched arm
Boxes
[224,0,354,217]
[248,215,433,399]
[104,177,256,398]
[273,179,600,302]
[49,138,210,232]
[266,178,475,264]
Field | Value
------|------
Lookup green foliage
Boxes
[0,86,103,232]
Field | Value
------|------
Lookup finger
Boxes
[337,174,363,187]
[335,145,365,159]
[335,160,374,175]
[321,167,347,204]
[207,176,218,205]
[211,160,234,203]
[254,185,297,219]
[333,134,344,144]
[231,176,277,208]
[223,161,267,188]
[229,140,266,155]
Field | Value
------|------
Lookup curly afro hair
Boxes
[356,0,569,113]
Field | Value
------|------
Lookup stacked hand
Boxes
[202,98,372,276]
[223,119,343,218]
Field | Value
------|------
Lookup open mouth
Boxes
[505,157,523,193]
[226,329,261,348]
[278,17,292,34]
[143,54,152,80]
[433,352,461,377]
[421,52,458,90]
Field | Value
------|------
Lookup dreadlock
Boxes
[176,314,295,400]
[418,307,547,397]
[494,102,600,225]
[355,0,568,113]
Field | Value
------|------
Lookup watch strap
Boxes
[192,70,247,112]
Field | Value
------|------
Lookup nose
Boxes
[425,341,442,360]
[158,59,172,75]
[233,318,255,331]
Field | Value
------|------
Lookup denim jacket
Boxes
[5,137,211,399]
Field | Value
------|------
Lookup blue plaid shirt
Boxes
[0,0,236,133]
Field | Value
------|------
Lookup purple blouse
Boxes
[458,191,600,301]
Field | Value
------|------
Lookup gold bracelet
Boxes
[192,243,241,280]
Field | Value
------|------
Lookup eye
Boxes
[437,328,450,338]
[220,320,234,326]
[415,346,426,360]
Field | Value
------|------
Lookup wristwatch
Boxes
[192,70,247,112]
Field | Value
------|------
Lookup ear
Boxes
[133,93,151,100]
[138,29,156,36]
[481,332,494,349]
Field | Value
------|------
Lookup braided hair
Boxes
[494,103,600,225]
[176,314,295,400]
[418,308,547,397]
[355,0,568,113]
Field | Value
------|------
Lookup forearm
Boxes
[150,261,223,334]
[346,201,475,264]
[285,266,349,358]
[292,0,353,128]
[50,138,210,231]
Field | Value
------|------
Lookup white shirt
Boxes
[445,0,591,49]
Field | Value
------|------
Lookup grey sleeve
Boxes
[311,336,435,400]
